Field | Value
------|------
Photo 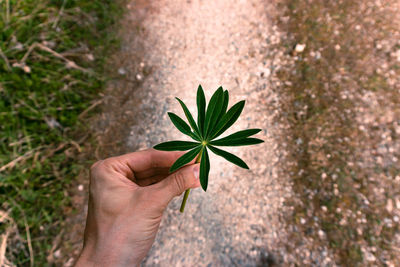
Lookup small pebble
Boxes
[118,68,126,75]
[295,44,306,53]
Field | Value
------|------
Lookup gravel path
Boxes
[113,0,293,265]
[61,0,400,266]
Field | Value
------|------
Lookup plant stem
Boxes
[179,152,202,213]
[179,189,191,213]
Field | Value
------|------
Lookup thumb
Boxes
[149,163,200,206]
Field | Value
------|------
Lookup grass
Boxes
[277,0,400,265]
[0,0,122,265]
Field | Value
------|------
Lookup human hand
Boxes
[75,149,200,266]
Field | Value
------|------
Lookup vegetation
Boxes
[0,0,121,265]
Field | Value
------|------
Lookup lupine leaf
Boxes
[168,113,200,141]
[210,137,264,147]
[176,97,201,138]
[153,140,201,151]
[199,146,210,191]
[208,145,249,169]
[212,129,262,143]
[197,85,206,136]
[154,85,264,197]
[168,112,200,141]
[218,90,229,121]
[210,100,245,140]
[170,145,202,173]
[204,87,224,139]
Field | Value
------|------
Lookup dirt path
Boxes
[60,0,400,266]
[97,0,293,265]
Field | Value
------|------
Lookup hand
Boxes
[75,149,200,266]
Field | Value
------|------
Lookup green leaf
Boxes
[209,100,245,140]
[197,85,206,136]
[170,145,202,173]
[176,98,201,138]
[168,112,190,134]
[210,137,264,147]
[204,87,224,139]
[199,147,210,191]
[213,129,262,142]
[218,90,229,121]
[208,145,249,169]
[168,112,200,141]
[153,140,201,151]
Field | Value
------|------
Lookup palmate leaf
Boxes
[200,146,210,191]
[154,85,264,199]
[176,97,201,138]
[153,140,200,151]
[208,145,249,169]
[209,100,245,140]
[204,87,224,139]
[170,145,202,173]
[210,137,264,147]
[197,85,206,136]
[168,112,200,141]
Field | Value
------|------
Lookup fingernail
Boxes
[193,164,200,179]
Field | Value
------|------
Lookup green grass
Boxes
[278,0,400,265]
[0,0,122,265]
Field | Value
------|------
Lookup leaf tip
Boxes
[153,144,160,149]
[201,184,208,191]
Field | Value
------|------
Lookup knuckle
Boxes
[89,158,113,182]
[100,158,115,168]
[89,161,103,189]
[90,160,101,169]
[90,160,103,176]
